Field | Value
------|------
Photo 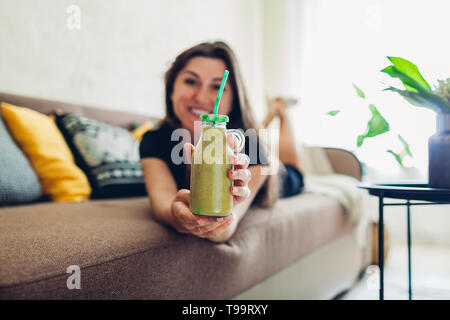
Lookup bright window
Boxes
[292,0,449,178]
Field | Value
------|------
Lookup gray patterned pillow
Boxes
[0,115,42,206]
[54,113,146,198]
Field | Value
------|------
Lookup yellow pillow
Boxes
[131,120,154,141]
[1,102,91,202]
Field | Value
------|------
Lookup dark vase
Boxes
[428,113,450,188]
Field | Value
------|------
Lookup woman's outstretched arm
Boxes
[140,158,179,227]
[140,157,268,242]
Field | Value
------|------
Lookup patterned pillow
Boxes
[0,115,42,206]
[54,113,146,198]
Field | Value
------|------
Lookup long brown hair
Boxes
[163,41,278,207]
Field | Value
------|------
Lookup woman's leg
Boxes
[264,97,302,172]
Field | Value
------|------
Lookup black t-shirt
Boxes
[139,121,268,190]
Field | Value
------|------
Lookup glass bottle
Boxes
[190,114,245,216]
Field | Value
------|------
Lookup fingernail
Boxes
[197,219,204,225]
[231,171,237,177]
[217,218,224,222]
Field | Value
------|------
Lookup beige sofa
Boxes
[0,92,372,299]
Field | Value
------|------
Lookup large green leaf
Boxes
[357,104,390,147]
[384,87,450,113]
[381,66,419,93]
[381,65,432,94]
[386,57,431,92]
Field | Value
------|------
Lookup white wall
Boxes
[0,0,264,118]
[262,0,303,98]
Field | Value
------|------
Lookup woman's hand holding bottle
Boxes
[168,134,250,242]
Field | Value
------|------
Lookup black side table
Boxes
[359,183,450,300]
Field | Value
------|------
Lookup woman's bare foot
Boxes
[269,97,288,118]
[263,97,288,127]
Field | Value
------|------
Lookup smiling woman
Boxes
[139,41,277,242]
[138,41,304,243]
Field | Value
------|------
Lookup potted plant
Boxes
[381,57,450,188]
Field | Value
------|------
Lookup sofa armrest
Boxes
[323,147,362,181]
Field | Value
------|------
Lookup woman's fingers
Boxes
[228,154,251,205]
[171,189,202,229]
[171,189,234,239]
[229,154,251,198]
[171,200,197,229]
[204,216,233,238]
[229,168,251,183]
[183,143,195,164]
[192,214,233,235]
[230,153,250,169]
[231,186,251,199]
[174,189,190,204]
[227,133,244,153]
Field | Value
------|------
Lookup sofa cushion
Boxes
[54,113,146,198]
[0,103,91,202]
[0,115,42,206]
[130,120,154,141]
[0,193,353,299]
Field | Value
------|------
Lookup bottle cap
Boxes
[200,114,229,123]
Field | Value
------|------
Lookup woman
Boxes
[140,41,303,243]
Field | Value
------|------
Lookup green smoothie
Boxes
[190,126,234,217]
